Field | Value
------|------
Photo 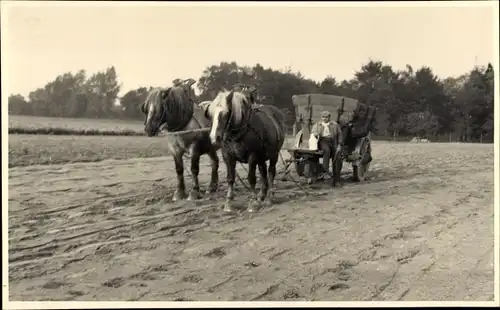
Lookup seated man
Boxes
[311,111,343,177]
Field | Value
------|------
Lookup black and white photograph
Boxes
[3,0,498,306]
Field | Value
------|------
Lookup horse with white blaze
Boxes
[202,86,286,213]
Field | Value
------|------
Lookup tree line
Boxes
[8,60,494,142]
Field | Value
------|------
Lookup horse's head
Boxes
[141,87,170,137]
[142,85,193,136]
[205,90,250,145]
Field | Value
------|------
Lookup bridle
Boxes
[219,90,253,141]
[144,88,192,133]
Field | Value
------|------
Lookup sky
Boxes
[2,1,498,98]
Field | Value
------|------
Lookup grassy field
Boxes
[6,115,293,167]
[7,134,299,168]
[8,135,173,167]
[8,115,145,136]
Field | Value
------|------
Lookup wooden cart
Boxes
[283,93,376,184]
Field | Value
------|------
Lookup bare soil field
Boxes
[8,141,495,301]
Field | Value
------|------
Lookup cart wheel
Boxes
[353,162,370,182]
[352,139,371,182]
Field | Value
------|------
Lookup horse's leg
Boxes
[187,148,201,201]
[264,154,278,206]
[172,153,187,202]
[332,141,343,187]
[247,153,260,212]
[247,153,258,192]
[223,153,237,213]
[332,150,341,188]
[251,159,269,212]
[205,148,219,195]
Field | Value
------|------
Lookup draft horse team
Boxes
[140,79,340,213]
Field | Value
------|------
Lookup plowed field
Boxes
[8,140,495,301]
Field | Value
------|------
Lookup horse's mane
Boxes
[144,86,194,132]
[143,87,163,112]
[210,90,250,125]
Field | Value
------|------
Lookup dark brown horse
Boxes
[141,83,220,202]
[202,88,286,213]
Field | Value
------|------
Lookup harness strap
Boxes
[225,109,253,142]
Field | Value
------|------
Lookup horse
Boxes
[202,88,286,213]
[141,83,220,202]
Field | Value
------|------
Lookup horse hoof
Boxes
[247,200,260,213]
[223,201,235,213]
[187,190,200,201]
[263,197,273,207]
[172,191,186,202]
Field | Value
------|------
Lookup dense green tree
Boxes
[8,94,31,115]
[120,87,150,120]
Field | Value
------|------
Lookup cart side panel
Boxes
[309,94,359,126]
[292,94,359,126]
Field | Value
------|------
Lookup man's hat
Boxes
[321,111,331,117]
